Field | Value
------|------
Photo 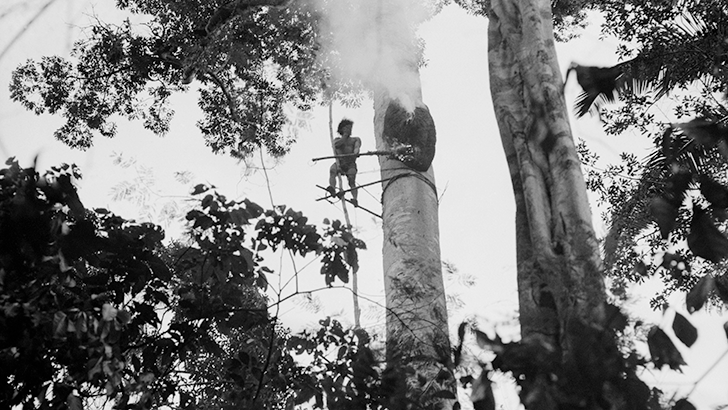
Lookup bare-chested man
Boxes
[327,119,361,206]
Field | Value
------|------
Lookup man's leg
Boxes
[347,170,358,206]
[327,163,338,196]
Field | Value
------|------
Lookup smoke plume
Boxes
[309,0,439,111]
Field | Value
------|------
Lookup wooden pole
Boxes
[328,102,361,328]
[312,150,392,162]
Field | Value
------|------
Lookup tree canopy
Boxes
[10,0,327,157]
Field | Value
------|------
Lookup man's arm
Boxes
[353,138,361,155]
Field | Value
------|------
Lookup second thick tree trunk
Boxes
[488,0,607,342]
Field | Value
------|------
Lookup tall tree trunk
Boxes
[488,0,607,342]
[373,88,456,409]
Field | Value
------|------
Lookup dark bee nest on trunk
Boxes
[383,102,436,172]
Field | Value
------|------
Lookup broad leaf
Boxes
[604,303,628,331]
[686,275,714,313]
[687,205,728,262]
[116,310,131,325]
[457,322,466,341]
[715,276,728,304]
[671,312,697,347]
[647,326,686,370]
[191,183,209,195]
[634,260,649,277]
[649,196,679,239]
[699,174,728,209]
[672,398,696,410]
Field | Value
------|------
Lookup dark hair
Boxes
[337,119,353,135]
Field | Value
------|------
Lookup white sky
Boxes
[1,1,727,408]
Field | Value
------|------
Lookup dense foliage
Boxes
[454,300,728,410]
[9,0,326,157]
[562,0,728,308]
[0,158,367,409]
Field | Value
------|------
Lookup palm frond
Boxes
[570,8,728,117]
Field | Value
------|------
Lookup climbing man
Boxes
[327,119,361,207]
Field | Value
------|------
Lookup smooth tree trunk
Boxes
[488,0,607,342]
[373,88,456,409]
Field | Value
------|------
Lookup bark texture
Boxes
[373,89,456,409]
[488,0,607,342]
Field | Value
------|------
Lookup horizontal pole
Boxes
[312,150,393,162]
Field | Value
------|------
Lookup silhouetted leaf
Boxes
[647,326,686,370]
[117,310,131,325]
[605,303,628,331]
[667,172,692,204]
[244,199,263,218]
[454,343,463,367]
[624,373,651,410]
[671,312,697,347]
[686,275,714,313]
[457,322,466,342]
[672,398,696,410]
[649,196,679,239]
[569,64,623,117]
[715,276,728,304]
[661,127,677,164]
[687,205,728,262]
[634,260,649,276]
[699,174,728,209]
[191,184,209,195]
[723,321,728,340]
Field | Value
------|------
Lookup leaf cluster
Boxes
[287,317,387,409]
[9,0,327,157]
[568,0,728,307]
[0,159,367,409]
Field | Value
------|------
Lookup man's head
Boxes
[337,119,353,137]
